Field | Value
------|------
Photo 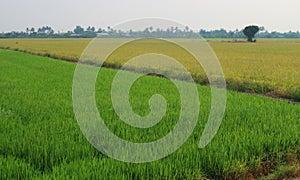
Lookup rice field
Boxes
[0,49,299,179]
[0,38,299,101]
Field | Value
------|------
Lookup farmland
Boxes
[0,38,299,101]
[0,49,300,179]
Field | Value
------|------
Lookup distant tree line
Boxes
[200,26,300,39]
[1,25,300,39]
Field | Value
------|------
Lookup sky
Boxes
[0,0,299,33]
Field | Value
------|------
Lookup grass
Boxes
[266,164,300,179]
[0,49,299,179]
[0,38,299,101]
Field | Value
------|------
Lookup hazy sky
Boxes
[1,0,299,32]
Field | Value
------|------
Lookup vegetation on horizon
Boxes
[1,25,300,39]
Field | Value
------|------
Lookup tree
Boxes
[26,27,30,34]
[185,26,189,32]
[243,25,259,42]
[97,28,104,33]
[107,26,111,32]
[149,26,153,32]
[87,26,95,32]
[30,27,35,34]
[74,25,84,34]
[37,26,54,35]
